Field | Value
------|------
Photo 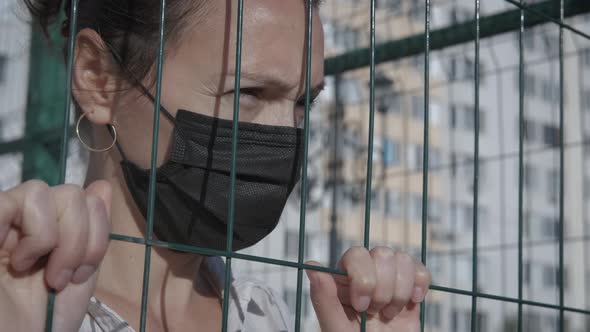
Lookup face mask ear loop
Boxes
[105,124,129,161]
[105,44,176,124]
[135,83,176,124]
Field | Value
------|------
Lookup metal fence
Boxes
[1,0,590,331]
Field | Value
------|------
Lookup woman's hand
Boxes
[306,247,431,332]
[0,180,112,332]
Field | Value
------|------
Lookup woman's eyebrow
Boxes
[308,81,326,99]
[297,81,326,104]
[226,72,325,97]
[226,71,296,91]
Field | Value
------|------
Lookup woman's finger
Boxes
[84,180,112,218]
[71,194,111,284]
[367,247,396,316]
[381,252,416,320]
[5,180,59,272]
[305,261,350,332]
[71,180,112,284]
[0,191,18,245]
[412,259,431,303]
[337,247,376,313]
[45,185,90,291]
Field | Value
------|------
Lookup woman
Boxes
[0,0,431,331]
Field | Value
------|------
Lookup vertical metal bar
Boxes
[470,1,481,331]
[558,0,565,329]
[360,0,376,330]
[221,0,244,331]
[420,0,431,331]
[45,0,79,330]
[517,1,525,331]
[329,75,342,268]
[138,0,166,331]
[295,0,314,331]
[577,46,590,330]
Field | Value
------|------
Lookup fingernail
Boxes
[53,269,73,291]
[412,287,425,303]
[72,265,96,284]
[356,296,371,312]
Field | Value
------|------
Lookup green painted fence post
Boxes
[22,24,66,185]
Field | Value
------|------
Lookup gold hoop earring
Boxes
[76,112,118,152]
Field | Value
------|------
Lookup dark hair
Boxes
[23,0,205,86]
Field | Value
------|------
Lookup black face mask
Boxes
[118,109,303,251]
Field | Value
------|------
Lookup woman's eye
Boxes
[226,88,261,107]
[239,88,260,97]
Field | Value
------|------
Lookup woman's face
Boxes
[110,0,325,168]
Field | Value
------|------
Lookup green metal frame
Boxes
[21,24,68,185]
[324,0,590,75]
[0,0,588,331]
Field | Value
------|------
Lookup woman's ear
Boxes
[72,28,122,125]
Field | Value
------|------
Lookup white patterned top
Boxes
[79,257,292,332]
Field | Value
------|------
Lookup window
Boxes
[523,32,536,50]
[406,144,422,170]
[463,107,486,133]
[384,190,401,218]
[457,205,487,230]
[425,302,442,328]
[541,265,567,288]
[541,217,559,238]
[378,93,401,114]
[428,199,443,224]
[410,195,423,222]
[522,118,538,142]
[376,0,402,10]
[542,265,558,287]
[408,1,425,21]
[582,90,590,111]
[284,231,308,258]
[452,309,488,332]
[541,80,559,104]
[450,6,472,24]
[541,32,559,54]
[370,189,381,211]
[524,212,531,238]
[583,48,590,67]
[452,105,486,133]
[517,71,537,97]
[450,105,458,129]
[523,312,543,332]
[464,58,475,79]
[524,164,538,191]
[449,57,457,81]
[0,55,6,84]
[543,124,560,147]
[547,169,559,204]
[450,153,458,177]
[382,138,400,167]
[284,289,311,319]
[339,79,363,104]
[524,261,531,285]
[332,24,361,51]
[411,95,425,119]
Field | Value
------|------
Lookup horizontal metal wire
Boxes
[108,233,590,315]
[504,0,590,40]
[324,0,589,75]
[109,233,346,276]
[430,285,590,315]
